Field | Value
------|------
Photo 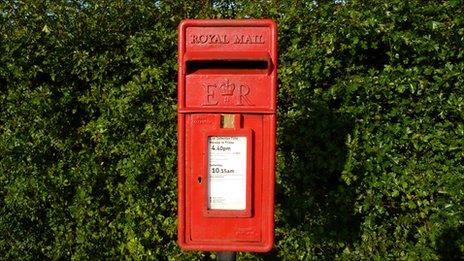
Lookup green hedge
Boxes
[1,0,463,259]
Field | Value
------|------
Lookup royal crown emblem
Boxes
[219,79,235,96]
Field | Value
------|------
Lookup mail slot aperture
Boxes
[186,60,269,74]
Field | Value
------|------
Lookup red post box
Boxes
[177,19,277,252]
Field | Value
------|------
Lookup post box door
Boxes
[185,113,274,244]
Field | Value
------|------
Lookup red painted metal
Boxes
[177,19,277,252]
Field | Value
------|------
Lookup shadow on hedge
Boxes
[437,225,464,260]
[268,99,360,259]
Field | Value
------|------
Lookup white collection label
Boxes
[207,136,247,210]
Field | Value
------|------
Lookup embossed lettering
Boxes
[203,84,218,106]
[191,34,229,44]
[191,35,199,43]
[193,116,212,125]
[237,84,253,106]
[191,34,264,44]
[202,80,254,106]
[234,34,264,44]
[199,35,208,43]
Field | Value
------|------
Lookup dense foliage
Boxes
[1,0,463,259]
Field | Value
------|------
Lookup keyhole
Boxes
[198,177,202,184]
